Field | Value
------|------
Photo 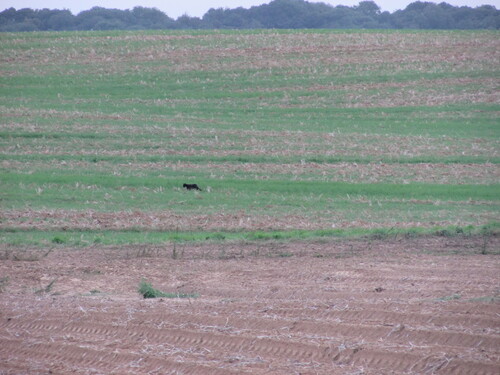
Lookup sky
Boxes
[1,0,499,18]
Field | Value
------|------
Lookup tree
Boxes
[0,1,499,31]
[255,0,310,28]
[175,14,203,29]
[132,7,175,29]
[357,1,381,17]
[203,8,228,28]
[422,4,453,28]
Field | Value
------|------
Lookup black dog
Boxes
[183,183,201,191]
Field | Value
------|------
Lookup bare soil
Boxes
[2,208,495,232]
[0,236,498,374]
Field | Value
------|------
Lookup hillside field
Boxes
[0,30,499,374]
[1,29,499,243]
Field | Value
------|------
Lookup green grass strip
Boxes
[1,223,497,247]
[2,171,499,201]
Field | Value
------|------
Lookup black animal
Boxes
[183,183,201,191]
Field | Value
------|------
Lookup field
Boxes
[0,237,499,374]
[0,29,499,374]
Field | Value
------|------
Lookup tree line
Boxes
[1,0,499,32]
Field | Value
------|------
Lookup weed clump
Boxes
[138,280,198,299]
[369,229,391,240]
[52,236,65,244]
[35,279,57,295]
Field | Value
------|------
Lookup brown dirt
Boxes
[1,208,495,232]
[0,236,499,374]
[5,160,498,185]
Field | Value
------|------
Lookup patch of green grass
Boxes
[2,171,498,212]
[1,223,496,247]
[138,280,198,299]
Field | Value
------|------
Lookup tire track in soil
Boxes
[1,323,497,375]
[0,311,500,352]
[1,319,344,362]
[1,312,498,374]
[349,349,500,375]
[243,305,500,334]
[0,338,243,375]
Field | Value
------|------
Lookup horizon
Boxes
[1,0,499,19]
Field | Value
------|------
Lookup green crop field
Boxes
[1,29,499,246]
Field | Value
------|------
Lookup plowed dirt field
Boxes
[0,236,498,374]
